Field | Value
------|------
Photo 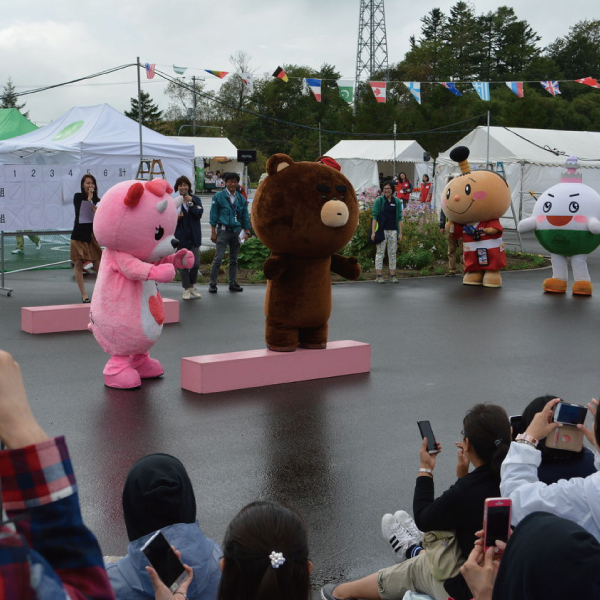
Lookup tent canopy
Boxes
[0,108,38,140]
[170,136,239,160]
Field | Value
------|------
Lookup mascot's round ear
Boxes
[267,153,294,176]
[124,182,144,207]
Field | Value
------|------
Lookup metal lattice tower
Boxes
[355,0,389,82]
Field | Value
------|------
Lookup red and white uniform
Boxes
[420,182,432,203]
[462,219,506,271]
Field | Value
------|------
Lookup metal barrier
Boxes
[1,230,73,296]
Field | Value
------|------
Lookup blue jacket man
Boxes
[208,172,251,293]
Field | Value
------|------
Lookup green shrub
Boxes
[398,249,433,270]
[238,236,271,269]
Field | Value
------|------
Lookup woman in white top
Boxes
[500,397,600,542]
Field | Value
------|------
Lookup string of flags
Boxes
[144,63,600,105]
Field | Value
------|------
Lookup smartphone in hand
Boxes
[483,498,512,554]
[553,401,588,426]
[141,531,187,592]
[417,420,439,454]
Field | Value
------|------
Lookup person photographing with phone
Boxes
[500,396,600,543]
[174,176,203,301]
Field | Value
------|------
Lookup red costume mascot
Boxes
[441,146,512,287]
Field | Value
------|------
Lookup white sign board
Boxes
[0,164,131,232]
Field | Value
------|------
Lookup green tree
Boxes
[1,77,28,116]
[124,91,163,128]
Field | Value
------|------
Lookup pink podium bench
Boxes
[21,298,180,334]
[181,340,371,394]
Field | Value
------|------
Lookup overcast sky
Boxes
[2,0,599,125]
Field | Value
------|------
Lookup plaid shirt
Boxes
[0,436,115,600]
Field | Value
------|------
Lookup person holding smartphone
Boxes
[71,173,102,302]
[174,176,204,300]
[321,404,511,600]
[500,396,600,543]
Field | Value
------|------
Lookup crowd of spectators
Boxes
[2,346,600,600]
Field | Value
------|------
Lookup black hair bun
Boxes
[450,146,470,163]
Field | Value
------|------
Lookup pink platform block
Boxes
[21,298,179,334]
[181,340,371,394]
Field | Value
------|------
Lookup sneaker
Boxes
[381,513,420,563]
[36,241,42,250]
[394,510,424,545]
[229,283,244,292]
[182,289,191,300]
[375,277,385,284]
[390,276,399,283]
[190,287,202,298]
[209,283,218,294]
[321,583,342,600]
[11,248,23,254]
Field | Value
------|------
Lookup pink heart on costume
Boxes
[149,293,165,325]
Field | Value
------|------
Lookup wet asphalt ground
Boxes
[1,231,599,593]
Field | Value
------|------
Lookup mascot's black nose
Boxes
[171,238,179,248]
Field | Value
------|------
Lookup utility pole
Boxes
[136,56,143,162]
[354,0,389,115]
[192,75,197,136]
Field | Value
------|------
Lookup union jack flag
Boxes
[144,63,156,79]
[540,81,561,96]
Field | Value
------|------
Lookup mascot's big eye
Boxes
[464,184,471,196]
[569,201,580,213]
[445,188,451,200]
[543,201,552,213]
[155,225,164,241]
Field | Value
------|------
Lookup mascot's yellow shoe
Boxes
[463,271,484,286]
[542,278,568,293]
[483,270,503,288]
[572,280,593,296]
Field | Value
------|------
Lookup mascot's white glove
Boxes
[588,217,600,235]
[517,216,536,233]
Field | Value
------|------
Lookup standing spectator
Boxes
[395,172,413,209]
[371,182,403,283]
[419,175,432,204]
[208,172,251,293]
[0,349,115,600]
[174,176,204,301]
[439,175,462,277]
[11,232,41,254]
[72,173,102,302]
[105,453,222,600]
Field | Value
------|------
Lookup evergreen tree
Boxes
[124,91,163,128]
[1,77,28,117]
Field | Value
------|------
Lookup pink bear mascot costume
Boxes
[90,179,193,389]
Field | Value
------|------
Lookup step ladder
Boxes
[135,158,165,181]
[495,161,523,253]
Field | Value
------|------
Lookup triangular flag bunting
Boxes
[540,81,561,96]
[205,70,229,79]
[144,63,156,79]
[369,81,387,103]
[505,82,524,98]
[403,82,421,104]
[240,73,254,94]
[337,80,354,103]
[304,78,322,102]
[272,66,289,82]
[440,82,462,96]
[575,77,600,89]
[173,65,187,75]
[472,82,490,101]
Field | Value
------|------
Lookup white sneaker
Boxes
[190,287,202,298]
[11,248,23,254]
[394,510,424,545]
[36,241,42,250]
[182,289,191,300]
[381,513,420,563]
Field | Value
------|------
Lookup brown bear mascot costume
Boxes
[252,154,360,351]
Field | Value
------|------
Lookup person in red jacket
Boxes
[396,173,413,209]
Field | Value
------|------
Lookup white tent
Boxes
[0,104,194,231]
[170,136,244,191]
[325,139,432,193]
[437,126,600,222]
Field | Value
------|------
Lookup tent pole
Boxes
[486,110,490,170]
[192,75,197,136]
[393,122,397,179]
[137,56,143,163]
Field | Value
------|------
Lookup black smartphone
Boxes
[140,531,187,591]
[417,420,439,454]
[509,415,524,438]
[553,402,588,426]
[483,498,512,554]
